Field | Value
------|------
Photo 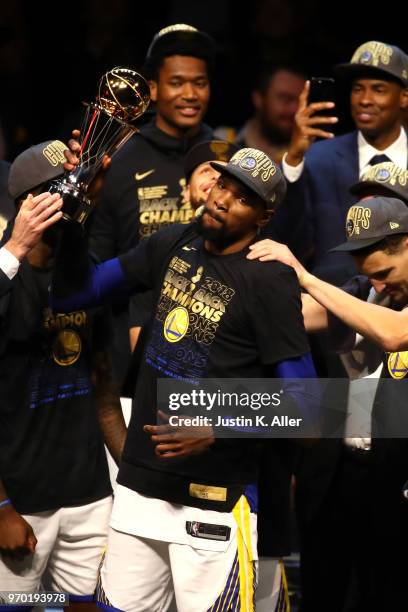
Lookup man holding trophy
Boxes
[0,68,149,609]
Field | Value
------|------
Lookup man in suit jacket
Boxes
[282,40,408,282]
[249,172,408,611]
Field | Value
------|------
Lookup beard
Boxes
[260,117,292,145]
[195,209,236,248]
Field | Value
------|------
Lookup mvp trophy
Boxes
[49,67,150,224]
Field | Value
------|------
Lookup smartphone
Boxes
[308,77,336,116]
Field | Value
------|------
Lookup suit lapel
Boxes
[333,132,360,211]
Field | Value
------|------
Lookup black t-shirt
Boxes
[0,263,112,513]
[117,224,309,510]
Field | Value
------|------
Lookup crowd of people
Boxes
[0,22,408,612]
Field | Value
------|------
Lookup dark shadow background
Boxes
[0,0,405,161]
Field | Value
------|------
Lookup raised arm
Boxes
[248,239,408,352]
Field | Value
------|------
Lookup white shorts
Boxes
[96,490,289,612]
[0,496,112,603]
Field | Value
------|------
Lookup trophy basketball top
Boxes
[97,67,151,125]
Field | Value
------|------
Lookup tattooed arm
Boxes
[92,348,127,467]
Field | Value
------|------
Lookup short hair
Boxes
[253,63,306,95]
[143,39,214,81]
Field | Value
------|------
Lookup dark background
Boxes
[0,0,405,161]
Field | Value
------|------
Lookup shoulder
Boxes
[107,131,145,166]
[306,131,357,164]
[244,259,301,294]
[122,223,197,262]
[341,274,371,299]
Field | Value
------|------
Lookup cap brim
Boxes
[334,62,404,85]
[210,161,267,206]
[349,179,401,197]
[330,235,386,252]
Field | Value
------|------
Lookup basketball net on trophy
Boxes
[49,67,150,224]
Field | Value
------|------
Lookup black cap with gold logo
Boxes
[9,140,67,200]
[349,162,408,203]
[210,147,287,210]
[331,196,408,252]
[184,140,239,181]
[334,41,408,87]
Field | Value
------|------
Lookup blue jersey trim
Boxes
[244,483,258,513]
[69,594,95,602]
[51,258,128,312]
[97,602,125,612]
[273,352,316,378]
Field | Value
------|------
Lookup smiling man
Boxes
[90,24,215,262]
[282,40,408,279]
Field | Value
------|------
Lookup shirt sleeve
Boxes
[272,354,321,436]
[0,247,20,280]
[251,263,310,365]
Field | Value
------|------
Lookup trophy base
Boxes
[48,179,93,225]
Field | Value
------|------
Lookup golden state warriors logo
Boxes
[52,330,82,366]
[387,351,408,379]
[164,307,189,343]
[230,148,276,182]
[352,41,392,67]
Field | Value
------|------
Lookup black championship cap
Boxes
[184,140,239,181]
[145,24,216,63]
[334,41,408,87]
[211,147,287,210]
[349,162,408,204]
[9,140,67,200]
[331,196,408,252]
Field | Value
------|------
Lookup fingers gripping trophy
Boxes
[49,67,150,224]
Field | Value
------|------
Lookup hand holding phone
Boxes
[285,78,338,166]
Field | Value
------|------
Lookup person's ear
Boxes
[399,87,408,110]
[149,80,158,103]
[257,208,274,229]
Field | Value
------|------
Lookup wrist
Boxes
[300,270,315,290]
[5,239,28,262]
[0,498,12,510]
[285,147,305,167]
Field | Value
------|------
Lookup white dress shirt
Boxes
[282,127,408,182]
[0,246,20,280]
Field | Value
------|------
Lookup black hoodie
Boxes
[89,119,213,261]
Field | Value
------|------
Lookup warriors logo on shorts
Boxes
[387,351,408,379]
[164,307,189,343]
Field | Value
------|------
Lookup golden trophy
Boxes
[49,67,150,224]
